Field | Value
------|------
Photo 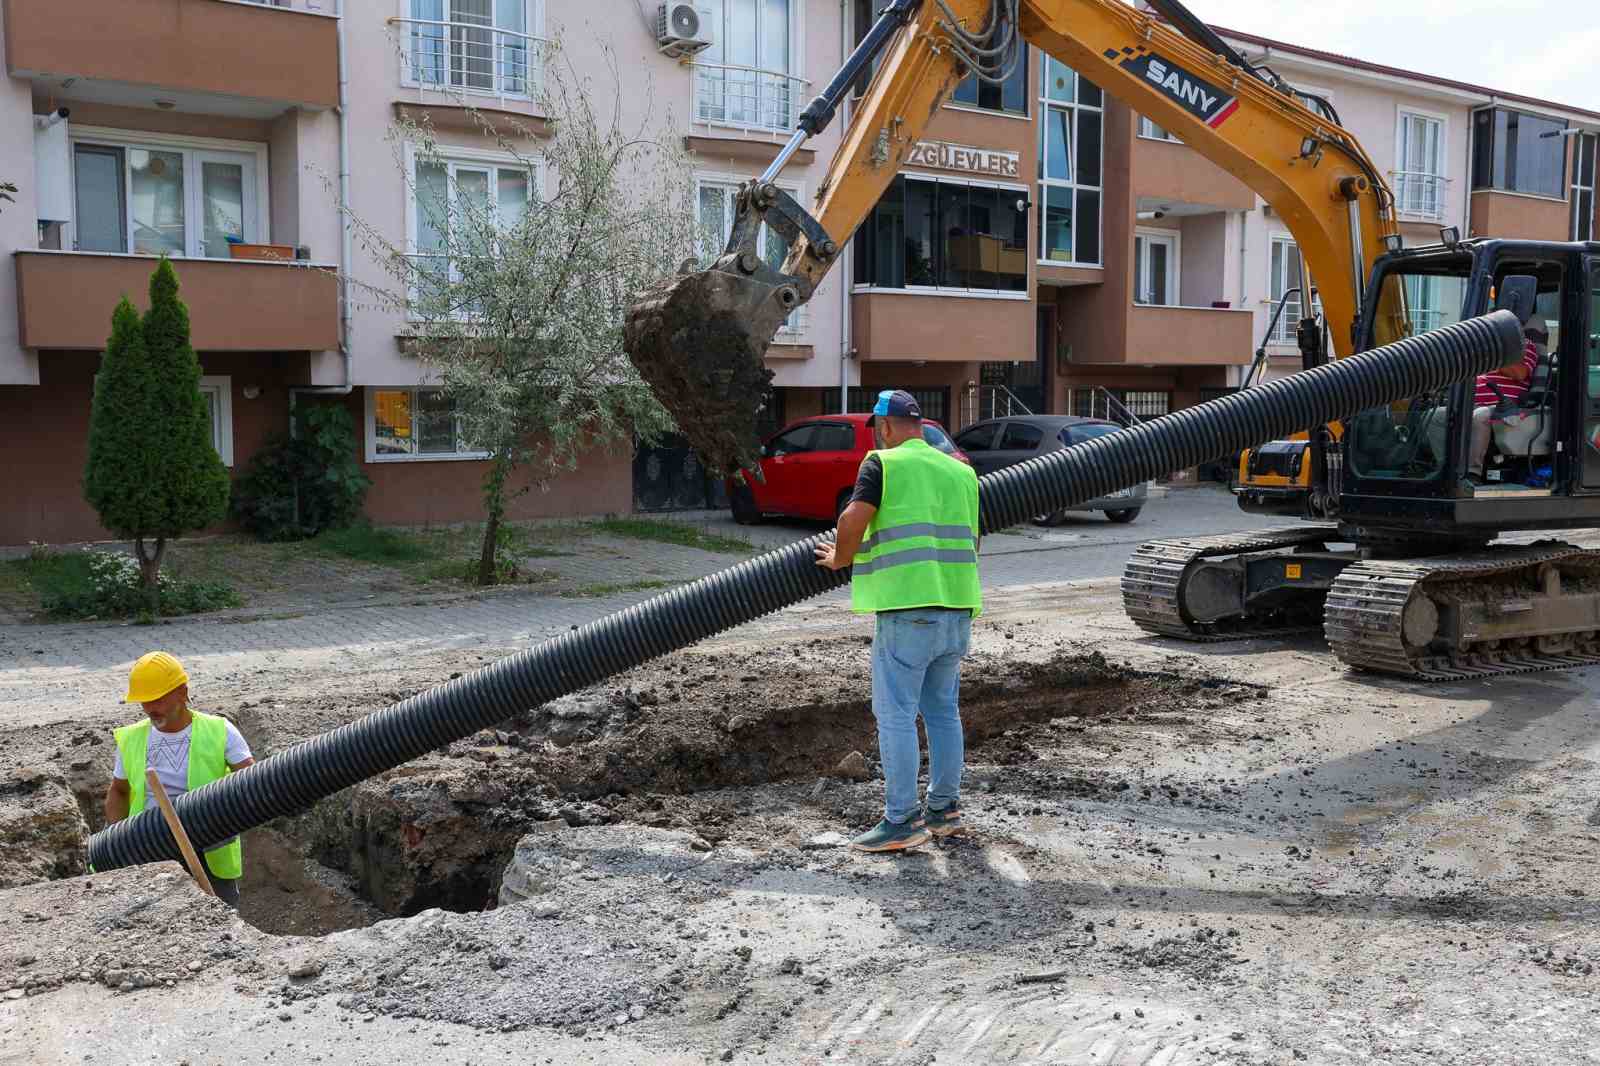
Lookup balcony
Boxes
[391,16,549,110]
[851,291,1032,363]
[691,62,809,138]
[1,0,338,114]
[1469,189,1570,241]
[1393,171,1449,222]
[1126,305,1254,366]
[15,251,339,352]
[1131,136,1255,213]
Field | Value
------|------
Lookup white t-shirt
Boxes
[112,717,253,812]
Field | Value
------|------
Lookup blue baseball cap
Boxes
[866,389,921,426]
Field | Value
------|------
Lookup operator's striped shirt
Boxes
[1473,340,1540,406]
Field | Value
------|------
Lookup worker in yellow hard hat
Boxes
[104,652,255,907]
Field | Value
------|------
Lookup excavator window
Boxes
[1345,256,1474,482]
[1584,260,1600,488]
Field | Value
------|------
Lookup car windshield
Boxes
[1061,423,1121,446]
[922,423,957,454]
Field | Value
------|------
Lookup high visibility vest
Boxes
[113,711,242,880]
[851,438,981,615]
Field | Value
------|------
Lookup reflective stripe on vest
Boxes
[113,711,242,880]
[851,438,982,615]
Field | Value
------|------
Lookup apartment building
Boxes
[0,0,849,542]
[3,3,1599,545]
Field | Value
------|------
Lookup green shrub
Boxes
[82,261,231,604]
[35,549,240,621]
[233,403,370,541]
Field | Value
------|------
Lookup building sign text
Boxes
[905,140,1020,179]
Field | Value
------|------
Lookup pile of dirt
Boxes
[623,266,780,475]
[0,769,87,889]
[1111,926,1246,983]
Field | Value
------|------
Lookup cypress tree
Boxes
[83,259,230,608]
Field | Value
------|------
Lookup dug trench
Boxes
[1,640,1261,939]
[219,643,1262,937]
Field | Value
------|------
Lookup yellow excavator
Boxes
[626,0,1600,680]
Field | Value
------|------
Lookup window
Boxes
[198,376,234,467]
[695,0,797,131]
[852,175,1028,295]
[922,423,958,455]
[954,423,998,452]
[1038,57,1102,266]
[1401,274,1465,336]
[698,177,806,332]
[404,0,537,98]
[950,54,1029,117]
[69,136,260,258]
[409,152,533,311]
[1060,422,1120,446]
[1071,389,1169,420]
[767,423,819,456]
[1573,132,1597,242]
[998,422,1043,450]
[1134,230,1178,306]
[811,422,856,452]
[1137,116,1181,143]
[1269,236,1304,345]
[1396,111,1446,220]
[1472,108,1568,198]
[368,387,486,461]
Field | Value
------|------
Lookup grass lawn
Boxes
[311,523,563,586]
[0,548,242,621]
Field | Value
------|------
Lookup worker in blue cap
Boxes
[815,390,981,851]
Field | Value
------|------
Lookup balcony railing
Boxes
[692,62,809,134]
[1394,171,1448,221]
[391,16,548,101]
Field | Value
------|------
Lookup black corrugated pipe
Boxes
[88,310,1523,873]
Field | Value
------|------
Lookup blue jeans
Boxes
[871,608,972,825]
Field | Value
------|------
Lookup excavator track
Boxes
[1121,526,1344,641]
[1325,543,1600,680]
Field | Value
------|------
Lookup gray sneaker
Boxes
[851,817,932,852]
[923,804,964,838]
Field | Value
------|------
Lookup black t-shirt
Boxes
[849,454,884,508]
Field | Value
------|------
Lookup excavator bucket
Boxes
[625,179,829,476]
[623,263,789,476]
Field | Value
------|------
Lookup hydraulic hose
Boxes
[88,310,1523,874]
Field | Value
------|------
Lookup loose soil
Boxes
[8,583,1600,1065]
[231,645,1257,933]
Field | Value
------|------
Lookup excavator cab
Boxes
[1340,240,1600,541]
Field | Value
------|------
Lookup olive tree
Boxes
[347,40,705,585]
[0,181,15,212]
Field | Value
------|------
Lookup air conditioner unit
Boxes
[657,3,711,59]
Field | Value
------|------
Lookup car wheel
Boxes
[730,485,762,525]
[1105,507,1142,524]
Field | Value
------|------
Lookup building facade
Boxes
[2,2,1598,545]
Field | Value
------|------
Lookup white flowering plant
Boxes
[34,548,239,621]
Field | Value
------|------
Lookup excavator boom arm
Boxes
[624,0,1405,473]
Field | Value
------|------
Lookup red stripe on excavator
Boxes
[1207,99,1240,128]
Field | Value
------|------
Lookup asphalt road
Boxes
[686,484,1301,588]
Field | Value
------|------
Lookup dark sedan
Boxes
[952,415,1149,523]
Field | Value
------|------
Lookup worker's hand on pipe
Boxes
[813,542,849,571]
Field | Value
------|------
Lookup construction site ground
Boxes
[4,493,1600,1065]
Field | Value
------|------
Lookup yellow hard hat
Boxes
[125,651,189,704]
